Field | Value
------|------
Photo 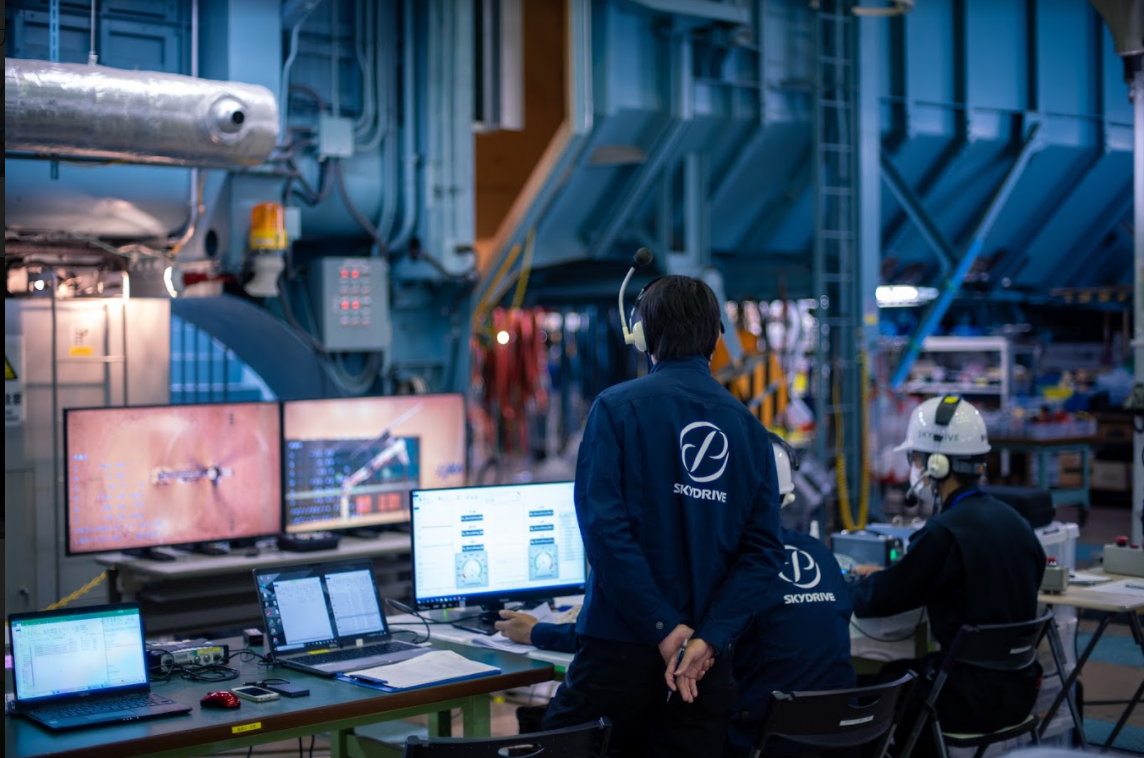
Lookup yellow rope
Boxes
[835,350,870,531]
[41,572,108,611]
[510,229,536,310]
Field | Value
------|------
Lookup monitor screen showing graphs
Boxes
[281,394,466,532]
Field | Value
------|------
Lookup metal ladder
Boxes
[812,0,864,535]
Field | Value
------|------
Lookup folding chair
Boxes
[899,611,1055,758]
[402,717,611,758]
[749,672,917,758]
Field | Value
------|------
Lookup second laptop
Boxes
[254,558,427,677]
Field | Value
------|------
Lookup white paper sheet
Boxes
[1089,579,1144,598]
[1068,571,1112,586]
[346,650,499,689]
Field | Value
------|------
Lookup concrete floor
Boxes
[213,504,1143,757]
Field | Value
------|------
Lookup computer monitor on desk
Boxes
[281,394,466,534]
[410,482,587,635]
[64,402,282,558]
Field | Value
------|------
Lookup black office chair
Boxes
[748,672,917,758]
[402,718,611,758]
[899,611,1054,758]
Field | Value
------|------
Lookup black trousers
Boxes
[541,635,737,758]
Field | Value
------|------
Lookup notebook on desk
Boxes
[8,603,191,731]
[254,558,428,677]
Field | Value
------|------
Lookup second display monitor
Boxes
[281,394,466,533]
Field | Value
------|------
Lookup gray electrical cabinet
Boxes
[4,298,170,618]
[309,257,392,352]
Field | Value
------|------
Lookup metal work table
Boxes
[1038,569,1144,752]
[990,436,1094,522]
[4,639,554,758]
[94,535,412,634]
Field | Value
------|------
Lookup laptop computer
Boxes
[253,558,428,677]
[8,603,191,731]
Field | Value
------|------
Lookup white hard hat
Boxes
[772,440,795,497]
[894,395,991,456]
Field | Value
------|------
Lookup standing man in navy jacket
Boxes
[540,275,785,757]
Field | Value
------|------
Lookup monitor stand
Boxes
[451,603,504,636]
[123,547,178,562]
[192,541,230,556]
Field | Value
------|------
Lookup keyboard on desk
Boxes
[303,640,420,665]
[35,692,176,719]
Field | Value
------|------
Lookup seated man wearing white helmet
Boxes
[850,395,1046,753]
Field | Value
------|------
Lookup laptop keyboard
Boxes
[303,640,420,665]
[36,692,175,718]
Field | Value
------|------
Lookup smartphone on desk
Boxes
[231,686,280,703]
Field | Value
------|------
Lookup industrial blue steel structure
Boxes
[5,0,1134,400]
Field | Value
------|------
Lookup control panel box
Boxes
[1103,540,1144,578]
[310,257,391,352]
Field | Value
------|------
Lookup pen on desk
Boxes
[350,674,387,686]
[1125,583,1144,591]
[665,642,688,702]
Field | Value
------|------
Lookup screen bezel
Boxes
[409,481,586,611]
[8,602,150,705]
[253,558,392,654]
[63,401,284,556]
[279,393,467,534]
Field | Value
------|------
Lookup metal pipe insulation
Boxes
[5,58,279,167]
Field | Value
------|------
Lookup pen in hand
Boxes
[666,641,688,702]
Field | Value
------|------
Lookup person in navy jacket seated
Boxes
[725,436,855,757]
[538,275,785,758]
[496,437,854,757]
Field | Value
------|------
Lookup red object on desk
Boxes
[200,691,241,709]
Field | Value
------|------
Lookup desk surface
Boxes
[1039,570,1144,613]
[94,534,411,580]
[4,639,553,758]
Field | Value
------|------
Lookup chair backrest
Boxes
[752,672,916,756]
[402,718,611,758]
[942,610,1054,673]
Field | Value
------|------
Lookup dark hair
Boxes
[637,275,722,361]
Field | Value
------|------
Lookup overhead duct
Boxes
[4,58,280,167]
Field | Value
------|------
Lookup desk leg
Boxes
[460,694,492,737]
[1042,617,1087,748]
[106,567,121,604]
[330,728,352,758]
[1038,612,1107,736]
[1079,446,1091,525]
[427,710,453,738]
[1037,450,1050,491]
[1097,613,1144,753]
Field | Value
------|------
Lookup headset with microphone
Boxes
[618,247,724,355]
[618,247,655,353]
[904,395,986,507]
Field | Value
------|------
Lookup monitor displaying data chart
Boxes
[281,394,466,533]
[411,482,587,610]
[64,402,283,555]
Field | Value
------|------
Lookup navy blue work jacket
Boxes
[727,528,856,753]
[572,355,785,654]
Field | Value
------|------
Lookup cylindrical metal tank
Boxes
[5,59,280,167]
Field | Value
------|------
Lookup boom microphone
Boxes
[620,248,655,345]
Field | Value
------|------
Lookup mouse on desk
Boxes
[201,691,241,709]
[245,547,261,558]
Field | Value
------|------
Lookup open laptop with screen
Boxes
[253,558,427,676]
[8,603,191,731]
[410,481,587,635]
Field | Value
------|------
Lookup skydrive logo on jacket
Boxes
[673,421,729,502]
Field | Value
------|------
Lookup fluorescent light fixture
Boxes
[876,285,938,308]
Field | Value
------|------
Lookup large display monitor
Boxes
[410,481,586,634]
[64,402,283,556]
[281,394,466,533]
